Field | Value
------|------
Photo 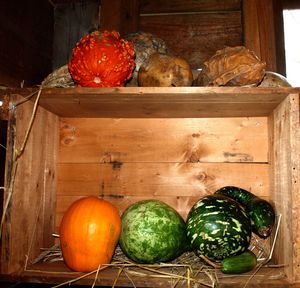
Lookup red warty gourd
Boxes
[68,30,135,87]
[59,196,121,272]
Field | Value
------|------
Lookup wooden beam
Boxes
[100,0,139,36]
[242,0,286,75]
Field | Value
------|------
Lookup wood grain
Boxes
[139,11,242,69]
[100,0,139,35]
[18,261,290,287]
[58,117,268,163]
[269,93,300,282]
[242,0,286,74]
[55,161,269,230]
[2,88,299,287]
[1,94,59,274]
[35,87,295,118]
[140,0,241,14]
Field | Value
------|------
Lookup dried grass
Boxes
[29,216,281,288]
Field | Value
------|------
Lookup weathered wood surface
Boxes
[100,0,139,36]
[242,0,286,75]
[139,0,241,13]
[55,116,269,229]
[58,117,268,163]
[1,88,299,288]
[100,0,243,69]
[36,87,293,118]
[1,94,59,274]
[139,10,242,69]
[53,0,100,69]
[16,261,290,287]
[269,93,300,282]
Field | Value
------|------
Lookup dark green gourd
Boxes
[215,186,276,238]
[186,194,252,261]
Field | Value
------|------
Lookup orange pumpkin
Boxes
[68,30,135,87]
[59,196,121,272]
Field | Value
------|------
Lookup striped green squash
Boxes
[186,194,252,261]
[215,186,276,238]
[119,199,187,263]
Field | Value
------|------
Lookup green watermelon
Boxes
[186,194,252,261]
[119,199,187,263]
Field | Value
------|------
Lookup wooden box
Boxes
[1,87,299,287]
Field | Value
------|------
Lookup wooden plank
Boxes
[57,163,269,197]
[100,0,123,32]
[100,0,139,36]
[140,0,241,14]
[58,117,268,163]
[1,94,59,274]
[32,87,297,118]
[269,93,300,282]
[139,11,242,69]
[17,261,290,287]
[55,162,269,228]
[242,0,286,75]
[11,259,289,288]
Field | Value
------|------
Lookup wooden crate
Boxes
[0,87,299,287]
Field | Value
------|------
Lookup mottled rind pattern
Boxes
[215,186,276,238]
[186,194,251,261]
[119,199,187,264]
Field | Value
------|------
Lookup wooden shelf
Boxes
[6,261,289,287]
[7,86,300,118]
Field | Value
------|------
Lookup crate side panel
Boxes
[59,117,268,163]
[269,93,300,282]
[1,95,59,274]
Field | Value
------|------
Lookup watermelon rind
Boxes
[119,199,187,264]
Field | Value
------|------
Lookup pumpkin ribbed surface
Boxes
[68,30,135,87]
[59,196,121,272]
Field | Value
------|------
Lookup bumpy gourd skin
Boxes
[186,194,252,261]
[68,30,135,87]
[215,186,276,238]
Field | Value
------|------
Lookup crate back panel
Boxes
[56,117,269,230]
